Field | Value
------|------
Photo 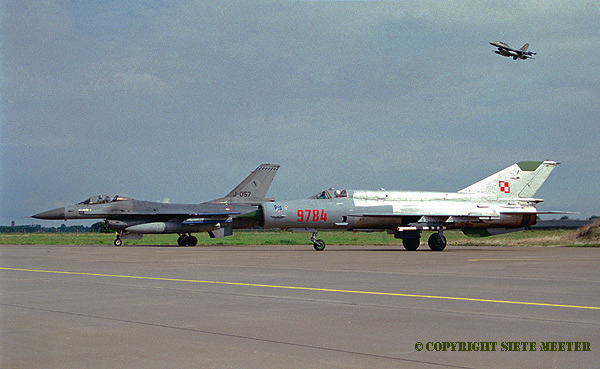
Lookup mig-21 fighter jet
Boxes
[240,161,567,251]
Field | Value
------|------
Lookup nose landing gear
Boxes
[311,231,326,251]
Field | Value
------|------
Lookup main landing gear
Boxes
[177,234,198,246]
[427,232,447,251]
[307,229,447,252]
[398,229,447,251]
[311,231,326,251]
[402,238,420,251]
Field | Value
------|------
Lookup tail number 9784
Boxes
[297,209,328,222]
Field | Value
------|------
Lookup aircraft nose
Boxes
[32,207,66,220]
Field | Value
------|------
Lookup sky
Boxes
[1,1,599,226]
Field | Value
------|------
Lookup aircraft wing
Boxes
[122,210,241,218]
[498,210,575,215]
[349,212,513,221]
[493,44,519,53]
[350,208,573,230]
[184,212,242,217]
[119,210,242,224]
[350,208,511,218]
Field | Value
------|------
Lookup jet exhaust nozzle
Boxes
[238,208,265,227]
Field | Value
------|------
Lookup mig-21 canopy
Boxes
[310,189,348,199]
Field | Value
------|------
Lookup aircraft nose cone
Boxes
[32,207,65,220]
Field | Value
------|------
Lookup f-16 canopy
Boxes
[76,195,130,205]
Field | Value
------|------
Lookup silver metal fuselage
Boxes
[258,190,537,232]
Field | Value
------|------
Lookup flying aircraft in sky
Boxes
[489,41,536,60]
[240,161,566,251]
[33,164,279,246]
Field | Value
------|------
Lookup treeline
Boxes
[0,222,110,233]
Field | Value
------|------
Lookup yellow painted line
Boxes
[468,258,547,262]
[2,267,599,311]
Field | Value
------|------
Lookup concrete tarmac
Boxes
[1,244,599,368]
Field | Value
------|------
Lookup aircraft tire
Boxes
[428,233,447,251]
[187,236,198,246]
[177,236,187,246]
[313,239,326,251]
[114,238,122,247]
[402,238,420,251]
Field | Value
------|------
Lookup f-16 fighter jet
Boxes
[489,41,536,60]
[33,164,279,246]
[240,161,567,251]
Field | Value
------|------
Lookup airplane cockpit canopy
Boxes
[77,195,129,205]
[309,189,348,199]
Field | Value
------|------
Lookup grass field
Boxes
[1,228,598,247]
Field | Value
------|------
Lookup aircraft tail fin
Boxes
[520,43,530,51]
[458,161,559,199]
[209,164,280,205]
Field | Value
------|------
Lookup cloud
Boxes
[1,1,599,223]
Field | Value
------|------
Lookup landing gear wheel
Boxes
[187,236,198,246]
[310,231,325,251]
[402,238,420,251]
[114,238,122,247]
[313,239,326,251]
[428,233,447,251]
[177,235,187,246]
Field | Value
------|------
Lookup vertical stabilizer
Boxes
[209,164,280,204]
[458,161,559,199]
[520,43,530,51]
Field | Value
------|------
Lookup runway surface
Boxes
[1,244,599,368]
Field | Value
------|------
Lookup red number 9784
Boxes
[297,209,328,222]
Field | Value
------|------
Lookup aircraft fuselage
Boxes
[254,190,538,231]
[34,199,259,230]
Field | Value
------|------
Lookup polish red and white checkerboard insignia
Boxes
[499,181,511,193]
